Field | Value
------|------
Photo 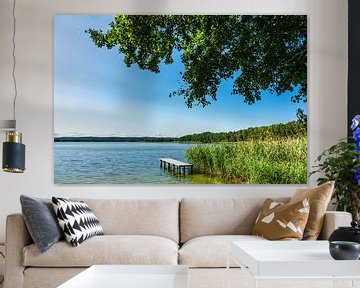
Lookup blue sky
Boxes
[54,15,307,137]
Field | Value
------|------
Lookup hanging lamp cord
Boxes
[11,0,18,129]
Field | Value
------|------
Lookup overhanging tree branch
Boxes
[86,15,307,109]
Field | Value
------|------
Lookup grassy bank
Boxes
[186,137,307,184]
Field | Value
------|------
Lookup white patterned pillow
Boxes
[52,197,104,246]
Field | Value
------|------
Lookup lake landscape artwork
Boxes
[54,15,307,184]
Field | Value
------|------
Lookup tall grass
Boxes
[186,137,307,184]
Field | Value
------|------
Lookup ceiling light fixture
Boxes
[1,0,25,173]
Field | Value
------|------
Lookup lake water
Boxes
[54,142,220,184]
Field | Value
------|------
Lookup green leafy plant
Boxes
[310,134,360,221]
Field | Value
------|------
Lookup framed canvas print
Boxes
[54,15,307,184]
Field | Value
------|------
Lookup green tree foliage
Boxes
[86,15,307,108]
[179,121,306,143]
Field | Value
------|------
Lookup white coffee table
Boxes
[228,241,360,288]
[58,265,189,288]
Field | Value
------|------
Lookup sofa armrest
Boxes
[4,213,33,288]
[318,211,352,240]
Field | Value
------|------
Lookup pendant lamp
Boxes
[1,0,26,173]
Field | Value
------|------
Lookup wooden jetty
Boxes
[160,158,193,175]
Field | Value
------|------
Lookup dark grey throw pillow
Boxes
[20,195,64,253]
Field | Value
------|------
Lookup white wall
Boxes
[0,0,348,242]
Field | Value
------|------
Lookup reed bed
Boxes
[186,137,307,184]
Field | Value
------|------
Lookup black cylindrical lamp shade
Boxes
[3,140,25,173]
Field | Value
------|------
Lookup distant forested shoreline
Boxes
[54,120,306,143]
[54,136,177,143]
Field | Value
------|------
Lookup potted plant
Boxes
[310,115,360,222]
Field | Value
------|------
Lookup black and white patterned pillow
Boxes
[52,197,104,247]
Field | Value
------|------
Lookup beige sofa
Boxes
[4,198,352,288]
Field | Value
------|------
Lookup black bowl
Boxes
[329,241,360,260]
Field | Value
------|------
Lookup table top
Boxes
[58,265,189,288]
[231,240,360,278]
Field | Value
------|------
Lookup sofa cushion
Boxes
[179,235,267,268]
[23,235,178,267]
[290,181,334,240]
[24,268,86,288]
[252,198,310,240]
[52,197,104,247]
[180,198,289,243]
[20,195,64,253]
[72,199,179,243]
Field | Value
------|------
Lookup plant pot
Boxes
[329,241,360,260]
[329,221,360,244]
